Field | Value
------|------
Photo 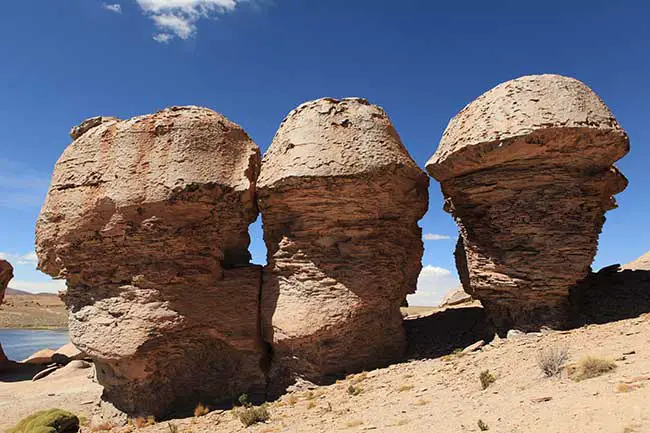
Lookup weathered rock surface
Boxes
[35,106,265,417]
[258,97,429,388]
[0,259,13,367]
[426,74,629,332]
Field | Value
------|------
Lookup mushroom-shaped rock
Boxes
[426,74,629,332]
[0,259,13,368]
[35,106,265,417]
[258,98,429,389]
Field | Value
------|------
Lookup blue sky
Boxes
[0,1,648,304]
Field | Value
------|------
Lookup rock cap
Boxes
[427,74,629,180]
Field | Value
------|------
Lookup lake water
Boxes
[0,329,69,361]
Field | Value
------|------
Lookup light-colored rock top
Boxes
[622,252,650,271]
[50,106,259,203]
[36,106,260,276]
[427,74,629,180]
[0,260,13,305]
[258,98,422,187]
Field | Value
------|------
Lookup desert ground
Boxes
[2,306,649,433]
[0,289,67,329]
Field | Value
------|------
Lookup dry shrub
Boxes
[477,419,489,431]
[306,401,316,409]
[237,404,270,427]
[616,383,641,393]
[569,356,616,381]
[537,345,569,377]
[414,398,430,406]
[479,370,496,390]
[398,384,414,392]
[193,403,209,417]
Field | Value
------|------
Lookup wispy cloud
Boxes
[135,0,243,42]
[0,251,38,266]
[423,233,452,241]
[0,159,49,210]
[407,265,460,307]
[103,3,123,13]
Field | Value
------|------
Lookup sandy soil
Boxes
[2,310,649,433]
[0,293,67,328]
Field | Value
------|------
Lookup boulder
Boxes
[258,97,429,388]
[51,342,85,365]
[440,286,473,307]
[0,259,13,367]
[35,106,266,417]
[426,75,629,332]
[22,348,56,364]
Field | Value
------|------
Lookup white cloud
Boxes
[103,3,123,13]
[8,279,66,294]
[423,233,451,241]
[136,0,243,42]
[0,251,39,266]
[407,265,460,307]
[153,33,174,43]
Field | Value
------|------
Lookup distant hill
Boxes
[5,288,57,296]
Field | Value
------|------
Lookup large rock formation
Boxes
[35,107,265,417]
[258,98,429,388]
[426,75,629,332]
[0,259,13,367]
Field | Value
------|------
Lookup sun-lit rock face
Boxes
[258,97,429,389]
[0,259,13,367]
[426,74,629,332]
[35,106,265,417]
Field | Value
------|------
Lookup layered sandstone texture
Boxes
[258,98,429,386]
[35,107,265,417]
[426,74,629,332]
[0,259,13,367]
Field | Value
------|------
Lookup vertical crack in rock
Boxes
[35,106,265,417]
[426,74,629,333]
[258,98,429,391]
[0,259,13,368]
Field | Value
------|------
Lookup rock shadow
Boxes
[570,265,650,327]
[404,305,494,360]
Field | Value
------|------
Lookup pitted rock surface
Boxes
[258,98,429,389]
[0,259,13,367]
[35,106,265,417]
[426,75,629,332]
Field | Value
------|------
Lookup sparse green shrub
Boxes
[569,356,616,381]
[478,419,489,431]
[479,370,496,390]
[7,409,79,433]
[537,345,569,377]
[347,384,362,396]
[237,404,270,427]
[238,393,250,407]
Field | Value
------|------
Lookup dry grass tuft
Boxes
[616,383,641,393]
[286,394,298,406]
[537,345,569,377]
[237,404,270,427]
[193,403,209,417]
[568,356,617,381]
[306,401,316,410]
[479,370,496,390]
[345,419,363,428]
[414,398,430,406]
[398,384,414,392]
